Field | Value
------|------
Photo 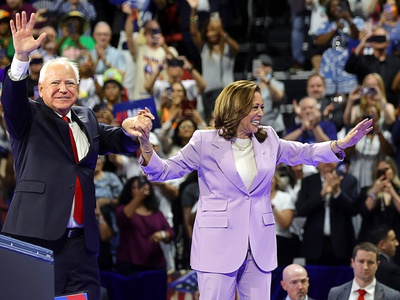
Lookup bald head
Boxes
[281,264,309,300]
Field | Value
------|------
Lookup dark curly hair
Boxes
[118,176,159,212]
[172,118,198,147]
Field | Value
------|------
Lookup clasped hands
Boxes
[321,171,343,197]
[121,108,154,147]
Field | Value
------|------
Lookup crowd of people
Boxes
[0,0,400,299]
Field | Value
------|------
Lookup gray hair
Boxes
[38,57,80,84]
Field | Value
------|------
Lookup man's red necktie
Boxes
[62,116,84,224]
[358,289,367,300]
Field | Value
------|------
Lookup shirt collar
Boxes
[285,295,309,300]
[351,278,376,296]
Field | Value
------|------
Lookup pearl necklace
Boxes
[232,138,252,151]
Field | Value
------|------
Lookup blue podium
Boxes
[0,234,55,300]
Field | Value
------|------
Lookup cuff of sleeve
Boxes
[122,127,138,140]
[10,57,30,80]
[333,150,345,160]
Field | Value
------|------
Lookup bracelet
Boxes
[160,230,167,240]
[141,147,153,154]
[190,15,199,23]
[224,33,229,41]
[188,67,194,73]
[335,140,345,151]
[382,102,387,110]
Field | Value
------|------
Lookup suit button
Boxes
[70,185,74,190]
[245,195,250,200]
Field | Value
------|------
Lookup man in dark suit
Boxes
[296,161,359,266]
[0,12,153,300]
[281,264,315,300]
[369,225,400,292]
[328,242,400,300]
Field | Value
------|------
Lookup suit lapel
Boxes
[211,134,271,194]
[340,282,352,299]
[375,282,384,300]
[248,135,270,193]
[211,133,248,193]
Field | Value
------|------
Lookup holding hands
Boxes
[121,107,154,144]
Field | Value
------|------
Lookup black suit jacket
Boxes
[296,172,359,260]
[0,67,139,252]
[376,254,400,292]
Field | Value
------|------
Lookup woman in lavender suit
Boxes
[135,80,373,299]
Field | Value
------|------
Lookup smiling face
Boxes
[38,62,78,116]
[236,92,264,138]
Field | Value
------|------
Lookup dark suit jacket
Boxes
[296,172,359,260]
[0,68,139,252]
[327,280,400,300]
[376,254,400,292]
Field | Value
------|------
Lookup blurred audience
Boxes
[91,21,126,77]
[345,27,400,106]
[93,68,126,119]
[346,106,394,190]
[124,14,172,100]
[284,96,337,143]
[316,0,363,97]
[158,118,198,157]
[253,54,286,137]
[187,0,240,123]
[27,51,43,99]
[0,9,13,66]
[145,55,206,114]
[115,176,175,276]
[48,0,97,26]
[369,225,400,291]
[76,49,102,109]
[296,161,359,266]
[376,0,400,56]
[357,156,400,265]
[306,73,345,132]
[37,25,58,63]
[271,171,300,266]
[344,73,396,131]
[55,11,95,61]
[94,155,123,271]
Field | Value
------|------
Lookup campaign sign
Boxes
[54,293,88,299]
[108,0,150,10]
[113,98,161,129]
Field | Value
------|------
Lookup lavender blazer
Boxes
[141,127,341,273]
